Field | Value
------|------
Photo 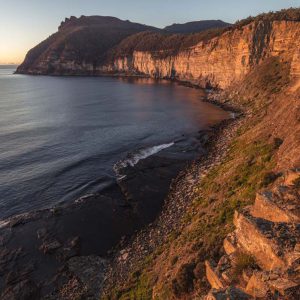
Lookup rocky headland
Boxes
[7,7,300,300]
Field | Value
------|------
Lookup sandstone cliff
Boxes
[104,20,300,90]
[17,18,300,93]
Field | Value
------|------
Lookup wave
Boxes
[114,142,175,179]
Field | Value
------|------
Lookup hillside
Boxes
[99,9,300,300]
[164,20,231,33]
[16,15,159,75]
[101,53,300,299]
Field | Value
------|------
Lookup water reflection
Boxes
[0,69,230,219]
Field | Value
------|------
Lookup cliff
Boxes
[16,17,229,76]
[17,17,300,92]
[105,20,300,90]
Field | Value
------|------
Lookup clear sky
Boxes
[1,0,299,64]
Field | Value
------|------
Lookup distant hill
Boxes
[17,16,159,73]
[164,20,231,33]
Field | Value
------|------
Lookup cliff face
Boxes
[105,21,300,89]
[17,18,300,91]
[16,16,160,75]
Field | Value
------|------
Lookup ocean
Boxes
[0,65,229,219]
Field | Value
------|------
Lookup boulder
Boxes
[246,271,270,298]
[223,232,238,255]
[39,239,61,254]
[251,191,300,223]
[284,169,300,186]
[234,209,299,271]
[205,286,252,300]
[268,278,300,297]
[205,260,226,289]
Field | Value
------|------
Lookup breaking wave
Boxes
[114,142,175,179]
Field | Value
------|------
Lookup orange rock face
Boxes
[106,21,300,89]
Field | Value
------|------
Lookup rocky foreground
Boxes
[0,122,216,299]
[205,169,300,299]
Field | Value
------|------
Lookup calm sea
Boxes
[0,65,228,219]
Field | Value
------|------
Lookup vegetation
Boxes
[235,7,300,28]
[171,263,196,296]
[164,20,231,34]
[17,16,159,71]
[229,57,291,113]
[108,50,292,299]
[18,7,300,72]
[108,8,300,61]
[232,252,257,281]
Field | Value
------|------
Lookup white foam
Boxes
[0,220,10,229]
[114,142,175,178]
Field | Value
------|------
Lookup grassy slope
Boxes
[105,56,298,299]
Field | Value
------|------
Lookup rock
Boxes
[242,268,253,283]
[246,271,269,298]
[0,248,23,276]
[39,239,61,254]
[1,279,39,300]
[284,169,300,186]
[0,229,12,246]
[233,209,299,271]
[5,263,35,285]
[36,228,47,240]
[9,217,25,228]
[205,286,252,300]
[69,236,80,248]
[67,255,108,298]
[268,278,300,297]
[205,168,300,299]
[120,252,129,261]
[251,191,300,223]
[223,232,237,255]
[205,260,226,289]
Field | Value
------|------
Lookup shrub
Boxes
[171,263,195,296]
[232,252,256,281]
[261,172,281,187]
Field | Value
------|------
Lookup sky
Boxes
[0,0,300,64]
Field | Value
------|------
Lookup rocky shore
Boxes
[101,94,244,298]
[0,89,232,299]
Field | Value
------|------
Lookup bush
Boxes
[261,172,281,187]
[232,253,256,281]
[171,263,195,296]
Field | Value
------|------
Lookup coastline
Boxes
[101,93,244,297]
[0,84,236,299]
[8,10,300,299]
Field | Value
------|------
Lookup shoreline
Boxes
[101,92,244,297]
[0,84,235,299]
